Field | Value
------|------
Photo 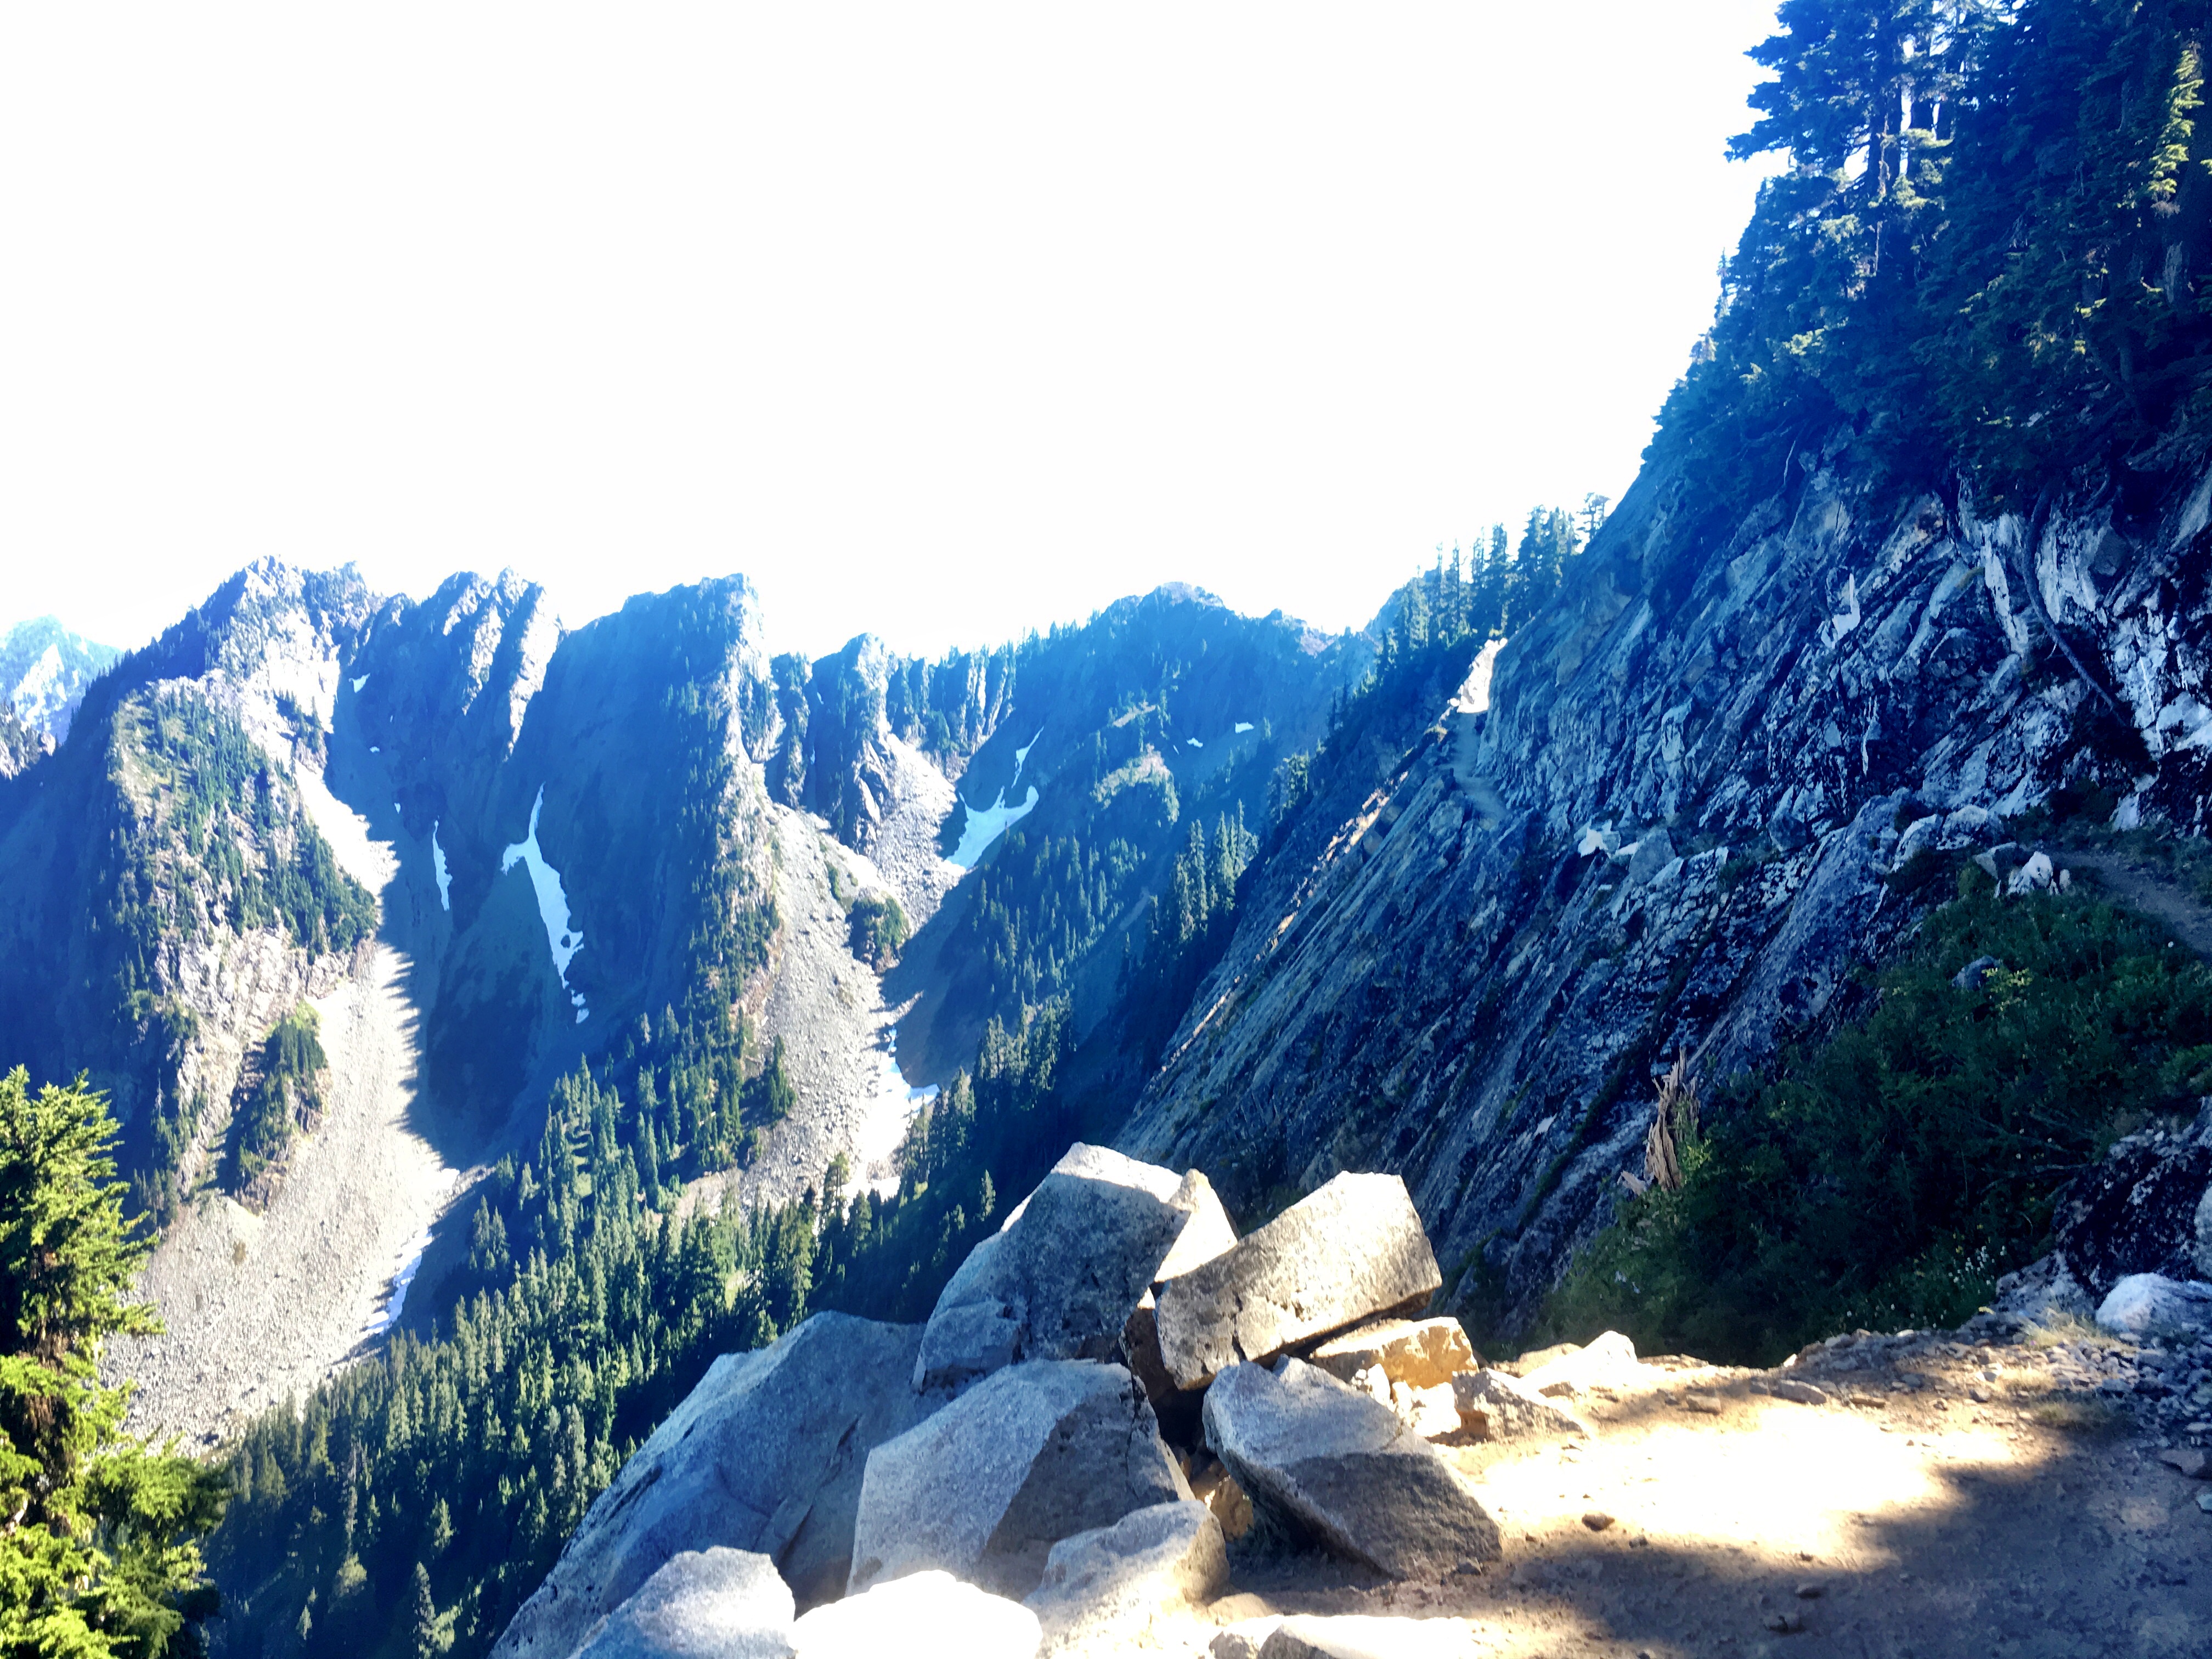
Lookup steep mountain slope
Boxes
[0,563,381,1221]
[888,586,1372,1086]
[1121,450,2212,1330]
[0,554,1381,1459]
[0,614,121,744]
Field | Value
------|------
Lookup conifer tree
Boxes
[0,1069,227,1658]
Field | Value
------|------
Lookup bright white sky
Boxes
[0,4,1781,662]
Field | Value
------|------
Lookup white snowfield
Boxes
[948,727,1045,868]
[502,785,588,1022]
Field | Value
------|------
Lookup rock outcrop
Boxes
[1202,1358,1500,1577]
[2051,1107,2212,1296]
[570,1549,794,1659]
[847,1359,1189,1599]
[915,1144,1224,1392]
[1155,1173,1441,1389]
[495,1314,934,1659]
[1119,456,2212,1330]
[509,1139,1529,1657]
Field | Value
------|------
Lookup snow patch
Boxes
[431,821,452,911]
[950,786,1038,867]
[948,729,1047,867]
[864,1024,939,1199]
[369,1225,434,1336]
[500,785,588,1020]
[351,674,369,693]
[1234,721,1255,733]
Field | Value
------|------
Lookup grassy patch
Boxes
[1534,881,2212,1366]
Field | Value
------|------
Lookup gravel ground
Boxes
[862,732,964,930]
[696,778,963,1218]
[1148,1314,2212,1657]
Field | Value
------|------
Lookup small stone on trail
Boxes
[1795,1581,1825,1598]
[2199,1492,2212,1515]
[1517,1330,1638,1398]
[2158,1447,2211,1479]
[1684,1395,1722,1414]
[1582,1512,1615,1531]
[1761,1378,1829,1406]
[1763,1609,1807,1633]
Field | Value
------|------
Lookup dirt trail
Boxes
[2064,848,2212,961]
[111,763,462,1447]
[1169,1324,2212,1658]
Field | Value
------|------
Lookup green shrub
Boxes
[848,891,910,968]
[1538,879,2212,1365]
[226,1004,326,1193]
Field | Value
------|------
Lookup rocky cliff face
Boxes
[0,561,379,1212]
[1120,452,2212,1332]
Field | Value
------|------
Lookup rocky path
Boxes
[1194,1322,2212,1658]
[112,761,462,1447]
[2067,846,2212,961]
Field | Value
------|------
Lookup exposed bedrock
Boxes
[1122,457,2212,1329]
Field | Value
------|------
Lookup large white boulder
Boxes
[915,1145,1231,1392]
[2094,1271,2212,1337]
[849,1360,1190,1600]
[1024,1499,1227,1655]
[1203,1358,1499,1577]
[789,1571,1039,1659]
[494,1314,934,1659]
[571,1549,794,1659]
[1155,1173,1442,1390]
